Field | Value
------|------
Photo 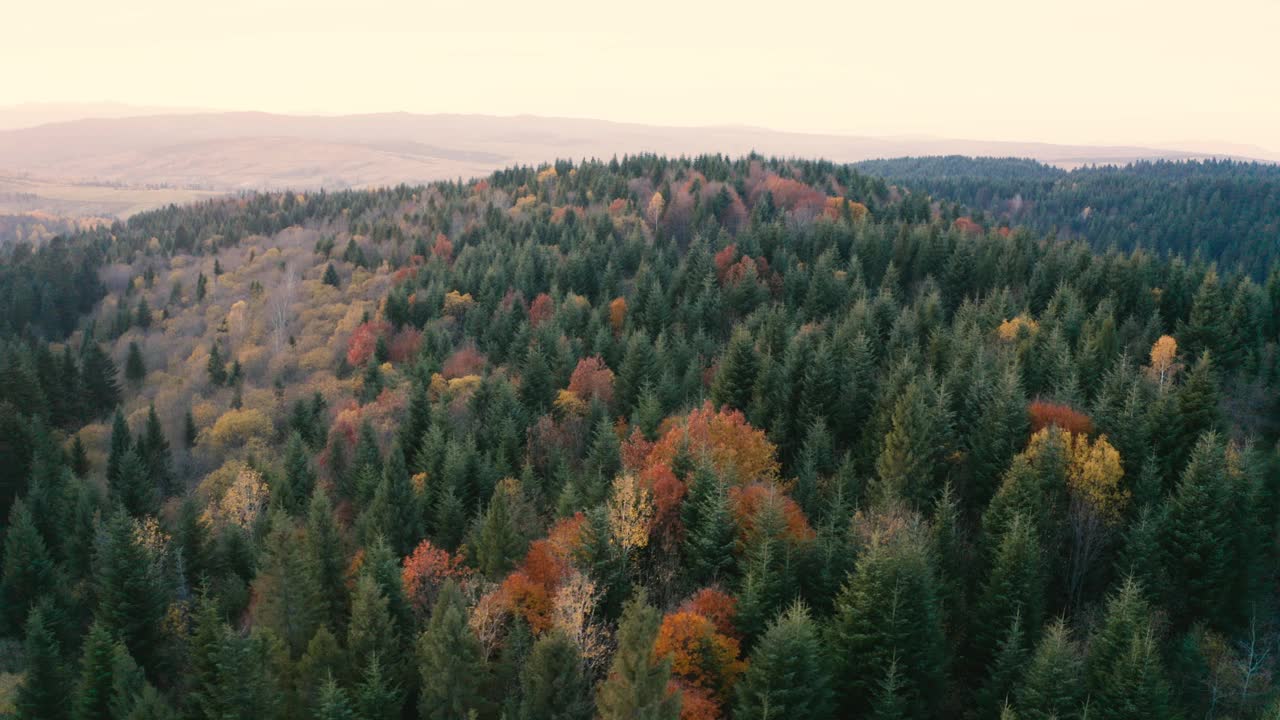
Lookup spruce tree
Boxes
[279,433,315,516]
[475,479,530,579]
[969,514,1044,681]
[322,263,341,287]
[734,602,834,720]
[251,511,321,659]
[72,621,117,720]
[596,592,681,720]
[316,677,356,720]
[355,654,404,720]
[94,509,169,679]
[417,580,488,720]
[81,342,121,419]
[206,343,226,386]
[682,468,737,586]
[14,604,70,720]
[1,498,57,632]
[124,341,146,384]
[110,448,159,519]
[305,488,348,635]
[1158,432,1232,628]
[829,525,946,718]
[711,327,759,413]
[518,630,594,720]
[1016,619,1084,720]
[138,404,173,497]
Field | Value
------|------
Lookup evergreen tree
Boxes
[872,380,952,508]
[251,512,321,659]
[1,499,57,632]
[1092,628,1172,720]
[14,604,70,720]
[1158,432,1232,628]
[355,654,404,720]
[305,488,349,635]
[682,468,737,586]
[72,621,118,720]
[183,409,198,448]
[124,341,146,384]
[1016,619,1084,720]
[417,580,488,720]
[596,592,681,720]
[518,630,594,720]
[323,263,341,287]
[348,573,397,679]
[81,342,121,419]
[94,509,169,678]
[196,272,208,301]
[734,602,834,720]
[206,343,226,386]
[475,479,530,579]
[110,448,158,519]
[829,526,946,718]
[138,404,173,497]
[711,327,759,413]
[973,610,1028,720]
[278,433,315,516]
[316,677,356,720]
[970,514,1044,681]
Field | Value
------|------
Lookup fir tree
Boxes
[81,342,121,419]
[0,499,57,632]
[138,404,173,497]
[475,480,530,579]
[518,630,594,720]
[322,263,340,287]
[1016,619,1084,720]
[124,341,146,384]
[305,488,349,636]
[14,604,70,720]
[417,580,488,720]
[206,343,226,386]
[596,592,681,720]
[733,602,834,720]
[251,512,321,659]
[72,620,117,720]
[355,654,404,720]
[711,327,759,413]
[316,677,356,720]
[279,433,315,516]
[94,509,169,678]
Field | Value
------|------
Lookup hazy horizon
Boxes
[6,0,1279,154]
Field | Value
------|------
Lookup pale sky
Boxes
[7,0,1280,152]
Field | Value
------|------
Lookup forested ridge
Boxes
[0,153,1278,719]
[856,156,1280,276]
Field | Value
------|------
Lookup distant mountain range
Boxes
[0,106,1274,220]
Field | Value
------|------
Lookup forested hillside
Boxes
[1,154,1279,719]
[856,156,1280,276]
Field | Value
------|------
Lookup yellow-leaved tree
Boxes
[607,473,654,554]
[1145,334,1182,391]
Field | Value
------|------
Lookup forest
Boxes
[855,156,1280,277]
[0,153,1278,719]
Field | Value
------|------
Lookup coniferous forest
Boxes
[0,154,1278,719]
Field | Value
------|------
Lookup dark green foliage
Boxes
[734,602,834,720]
[93,509,169,679]
[323,262,341,287]
[1,499,57,632]
[124,341,146,384]
[417,580,488,720]
[519,630,594,720]
[596,592,680,720]
[830,523,946,718]
[1016,619,1084,720]
[14,603,70,720]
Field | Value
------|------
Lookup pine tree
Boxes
[72,621,117,720]
[973,609,1028,720]
[872,380,952,508]
[251,511,321,659]
[1158,432,1232,628]
[206,343,226,386]
[14,604,70,720]
[1016,619,1084,720]
[110,448,159,519]
[183,409,198,448]
[1,499,57,632]
[711,327,759,413]
[81,342,121,419]
[829,526,946,718]
[518,630,594,720]
[417,580,488,720]
[138,404,174,497]
[124,341,146,384]
[970,514,1044,682]
[734,602,834,720]
[94,509,169,678]
[279,433,315,516]
[355,654,404,720]
[682,468,737,586]
[305,488,349,635]
[519,344,554,413]
[475,479,530,579]
[316,677,356,720]
[596,592,681,720]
